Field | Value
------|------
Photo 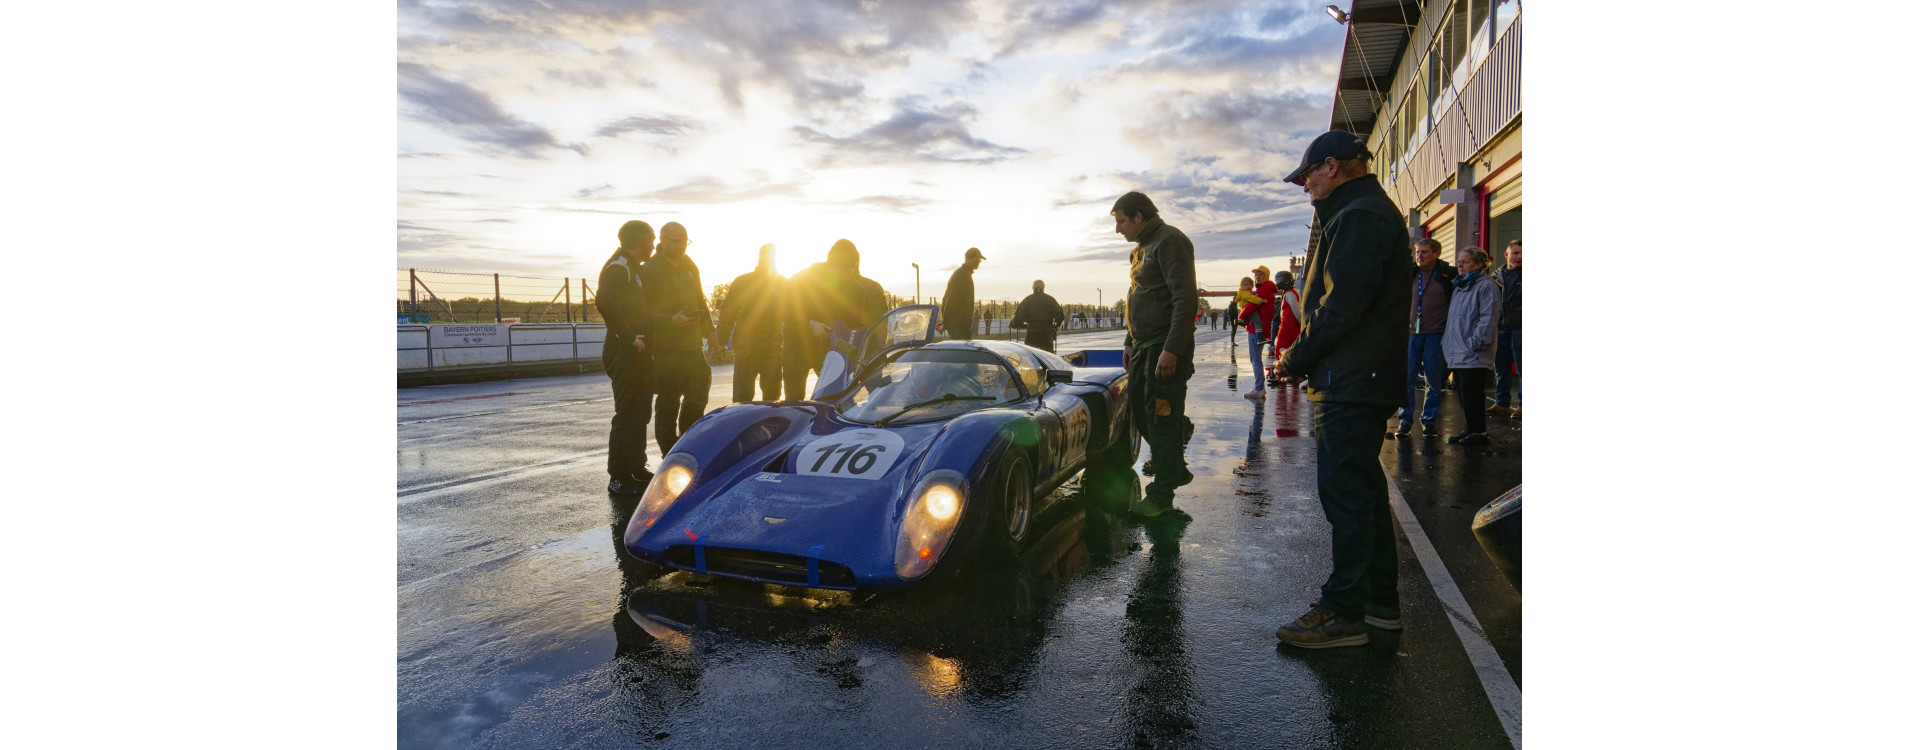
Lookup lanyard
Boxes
[1414,269,1429,333]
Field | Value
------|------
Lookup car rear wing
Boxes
[1060,349,1124,368]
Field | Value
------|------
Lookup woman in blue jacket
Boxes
[1442,247,1503,445]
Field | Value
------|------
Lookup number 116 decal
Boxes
[796,430,906,479]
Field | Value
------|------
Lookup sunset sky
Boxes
[398,0,1347,305]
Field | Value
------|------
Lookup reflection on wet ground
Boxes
[397,330,1517,749]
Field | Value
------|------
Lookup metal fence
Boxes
[397,268,598,324]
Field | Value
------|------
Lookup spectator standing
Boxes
[715,244,785,402]
[1248,266,1278,370]
[1272,270,1304,381]
[1011,279,1066,352]
[1271,130,1412,648]
[1490,240,1522,418]
[786,240,881,399]
[1273,270,1303,348]
[939,248,983,339]
[1394,239,1458,438]
[1443,246,1501,445]
[1112,191,1199,518]
[1233,277,1266,398]
[596,220,658,494]
[1224,295,1240,355]
[637,222,716,452]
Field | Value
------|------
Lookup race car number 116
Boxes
[796,430,905,480]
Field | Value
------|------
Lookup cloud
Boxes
[398,61,571,157]
[794,99,1027,165]
[594,115,700,139]
[844,194,932,212]
[628,177,806,204]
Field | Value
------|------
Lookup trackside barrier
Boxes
[398,323,606,374]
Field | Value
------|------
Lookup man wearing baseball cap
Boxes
[938,247,984,340]
[1270,130,1414,649]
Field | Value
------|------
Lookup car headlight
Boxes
[625,453,699,547]
[894,469,968,579]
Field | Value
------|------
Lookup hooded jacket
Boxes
[1280,174,1412,406]
[1444,271,1502,370]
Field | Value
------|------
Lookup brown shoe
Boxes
[1485,404,1513,417]
[1276,603,1370,648]
[1509,407,1521,420]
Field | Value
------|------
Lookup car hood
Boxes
[626,405,953,587]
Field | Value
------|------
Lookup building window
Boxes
[1468,0,1494,70]
[1495,0,1519,41]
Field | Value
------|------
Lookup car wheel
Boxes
[1000,454,1032,546]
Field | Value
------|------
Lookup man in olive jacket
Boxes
[1272,131,1413,649]
[638,221,717,452]
[1113,191,1198,518]
[1011,279,1066,352]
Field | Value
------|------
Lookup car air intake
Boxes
[662,545,857,589]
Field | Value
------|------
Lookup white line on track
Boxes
[1383,468,1523,749]
[398,449,608,505]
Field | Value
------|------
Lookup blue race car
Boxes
[621,304,1138,591]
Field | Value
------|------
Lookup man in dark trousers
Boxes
[596,220,657,494]
[1113,191,1198,519]
[1489,239,1522,418]
[638,221,716,452]
[1271,130,1413,649]
[1011,279,1066,352]
[715,244,785,402]
[938,247,983,339]
[1395,238,1458,439]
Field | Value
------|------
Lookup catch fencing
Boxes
[397,268,599,324]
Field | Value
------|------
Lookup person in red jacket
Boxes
[1247,265,1279,388]
[1271,270,1303,383]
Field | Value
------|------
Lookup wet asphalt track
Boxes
[398,328,1522,749]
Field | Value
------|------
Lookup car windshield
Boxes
[835,348,1024,425]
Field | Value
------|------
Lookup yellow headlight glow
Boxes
[664,464,693,495]
[923,485,960,520]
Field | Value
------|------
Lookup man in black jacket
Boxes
[1011,279,1065,352]
[1395,238,1458,439]
[1490,240,1522,418]
[716,244,785,402]
[596,220,657,494]
[1272,131,1413,649]
[785,239,882,399]
[638,222,716,452]
[938,248,983,339]
[1114,190,1198,518]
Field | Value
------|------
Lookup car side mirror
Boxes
[1045,369,1073,386]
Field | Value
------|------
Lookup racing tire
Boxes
[988,453,1034,557]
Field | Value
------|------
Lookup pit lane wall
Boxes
[398,323,606,386]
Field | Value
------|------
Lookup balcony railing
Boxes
[1387,15,1521,213]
